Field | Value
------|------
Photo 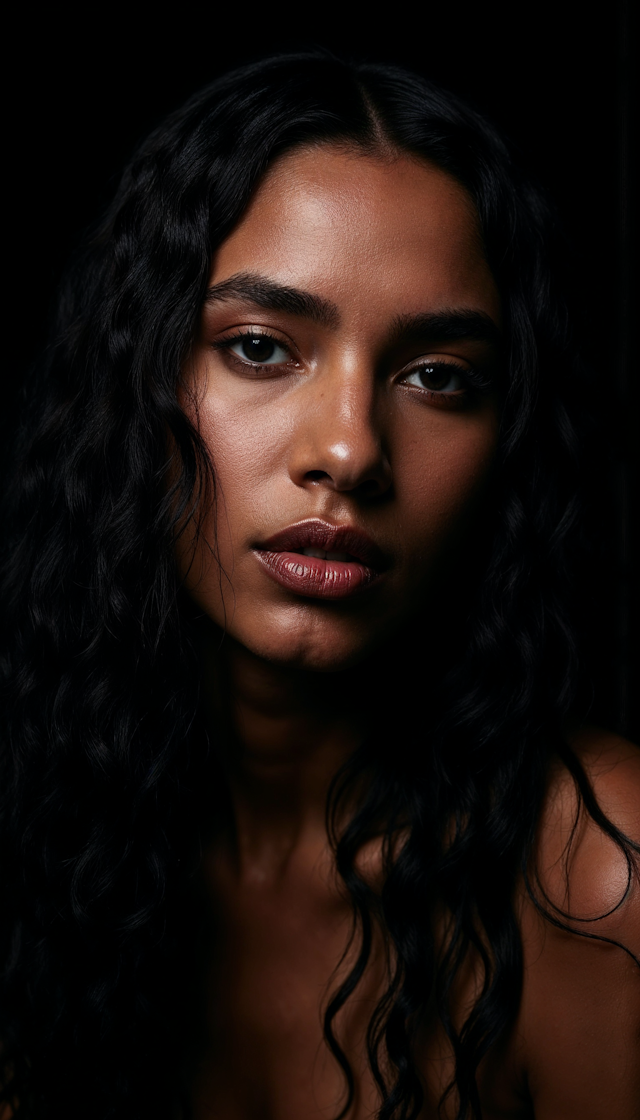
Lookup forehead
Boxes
[211,145,500,324]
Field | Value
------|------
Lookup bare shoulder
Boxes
[528,723,640,946]
[514,725,640,1119]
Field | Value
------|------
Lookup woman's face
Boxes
[179,145,501,671]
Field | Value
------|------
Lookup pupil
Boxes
[243,336,275,362]
[421,365,448,390]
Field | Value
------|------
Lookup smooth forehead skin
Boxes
[181,145,502,672]
[213,145,500,329]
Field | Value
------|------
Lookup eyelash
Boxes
[212,330,492,407]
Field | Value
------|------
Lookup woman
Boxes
[1,51,638,1120]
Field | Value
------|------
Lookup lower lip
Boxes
[253,550,380,600]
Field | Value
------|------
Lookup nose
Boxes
[287,363,392,498]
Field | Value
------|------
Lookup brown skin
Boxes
[176,147,640,1118]
[419,730,640,1119]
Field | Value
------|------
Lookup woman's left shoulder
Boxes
[513,725,640,1119]
[528,723,640,946]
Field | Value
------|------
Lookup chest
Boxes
[187,859,530,1120]
[189,857,384,1119]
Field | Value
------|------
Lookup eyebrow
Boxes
[204,271,501,347]
[204,272,340,328]
[389,310,502,348]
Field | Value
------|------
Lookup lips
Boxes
[252,520,388,600]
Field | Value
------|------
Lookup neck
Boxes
[200,632,371,875]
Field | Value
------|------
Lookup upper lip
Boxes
[254,519,389,570]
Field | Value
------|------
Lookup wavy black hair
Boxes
[1,50,637,1120]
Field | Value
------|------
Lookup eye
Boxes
[402,362,466,393]
[227,333,289,365]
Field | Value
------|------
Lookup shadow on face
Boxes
[177,144,502,674]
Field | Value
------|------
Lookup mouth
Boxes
[252,520,388,600]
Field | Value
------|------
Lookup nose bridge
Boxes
[289,351,391,494]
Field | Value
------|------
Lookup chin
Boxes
[229,606,384,673]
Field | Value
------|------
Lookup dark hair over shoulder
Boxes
[0,49,636,1120]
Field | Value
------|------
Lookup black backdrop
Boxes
[6,2,637,739]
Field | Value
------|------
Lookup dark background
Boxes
[7,3,637,738]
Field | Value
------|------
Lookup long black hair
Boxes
[1,50,637,1120]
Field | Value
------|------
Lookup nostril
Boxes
[305,470,332,482]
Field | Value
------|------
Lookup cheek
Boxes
[173,392,282,603]
[396,415,499,556]
[196,405,280,537]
